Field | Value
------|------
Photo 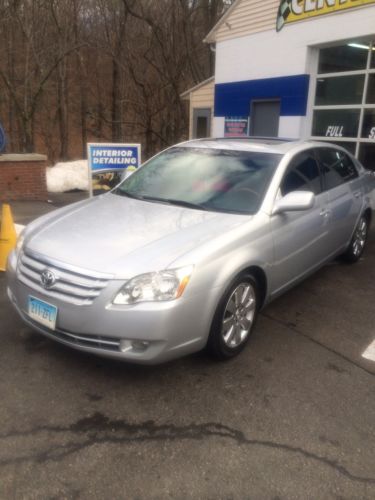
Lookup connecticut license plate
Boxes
[28,296,57,330]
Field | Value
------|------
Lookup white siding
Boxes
[207,0,279,43]
[208,0,375,44]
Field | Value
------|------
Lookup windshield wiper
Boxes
[114,190,209,211]
[137,195,209,211]
[114,191,168,204]
[162,198,210,211]
[113,189,143,200]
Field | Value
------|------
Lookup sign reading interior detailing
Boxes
[276,0,375,31]
[87,143,141,196]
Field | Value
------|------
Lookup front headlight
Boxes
[113,266,193,305]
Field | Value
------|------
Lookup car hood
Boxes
[26,193,248,277]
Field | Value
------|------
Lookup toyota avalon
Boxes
[6,139,374,364]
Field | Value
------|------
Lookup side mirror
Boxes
[272,190,315,215]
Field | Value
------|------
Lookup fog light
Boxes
[132,340,149,352]
[120,339,149,353]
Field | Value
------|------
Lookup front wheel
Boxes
[207,273,259,360]
[341,215,369,263]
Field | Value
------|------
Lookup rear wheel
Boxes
[207,273,259,360]
[341,215,369,263]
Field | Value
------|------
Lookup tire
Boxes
[341,214,369,263]
[207,273,259,361]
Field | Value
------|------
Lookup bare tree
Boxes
[0,0,233,159]
[0,0,81,153]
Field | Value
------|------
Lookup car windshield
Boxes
[114,147,282,214]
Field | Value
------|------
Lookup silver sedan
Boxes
[6,139,374,364]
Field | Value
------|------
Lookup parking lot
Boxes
[0,198,374,499]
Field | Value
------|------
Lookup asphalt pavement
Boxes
[0,195,374,499]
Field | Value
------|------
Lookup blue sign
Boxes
[0,123,6,152]
[87,143,141,172]
[87,143,141,196]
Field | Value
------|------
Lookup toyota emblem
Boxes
[40,269,56,289]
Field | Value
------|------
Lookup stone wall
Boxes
[0,154,48,201]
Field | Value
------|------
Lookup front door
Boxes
[269,150,332,297]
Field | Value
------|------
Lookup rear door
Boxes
[270,149,332,295]
[315,147,363,251]
[250,100,280,137]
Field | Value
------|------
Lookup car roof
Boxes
[178,137,339,155]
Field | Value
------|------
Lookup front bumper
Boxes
[6,251,216,364]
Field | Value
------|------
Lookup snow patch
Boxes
[46,160,89,192]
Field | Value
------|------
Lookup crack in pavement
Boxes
[261,312,375,377]
[0,413,374,485]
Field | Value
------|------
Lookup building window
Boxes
[311,41,375,170]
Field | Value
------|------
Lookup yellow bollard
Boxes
[0,204,17,271]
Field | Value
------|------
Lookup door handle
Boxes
[354,191,361,199]
[320,209,329,217]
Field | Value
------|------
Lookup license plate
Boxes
[28,296,57,330]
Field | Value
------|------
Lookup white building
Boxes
[183,0,375,170]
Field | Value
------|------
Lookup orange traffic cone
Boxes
[0,204,17,271]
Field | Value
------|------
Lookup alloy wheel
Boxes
[221,282,256,348]
[352,216,368,257]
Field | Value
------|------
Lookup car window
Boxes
[316,148,359,190]
[280,151,322,196]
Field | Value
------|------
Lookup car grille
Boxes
[17,250,112,306]
[27,316,121,351]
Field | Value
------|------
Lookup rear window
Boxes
[316,148,358,190]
